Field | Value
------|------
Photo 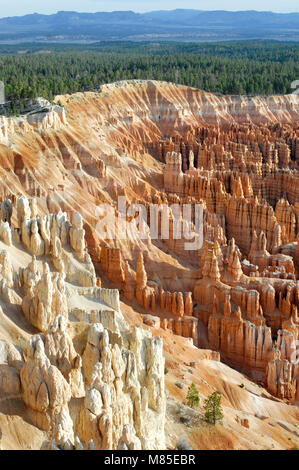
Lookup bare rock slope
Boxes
[0,81,299,449]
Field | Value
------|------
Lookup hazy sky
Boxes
[0,0,298,17]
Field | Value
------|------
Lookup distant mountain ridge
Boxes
[0,9,298,42]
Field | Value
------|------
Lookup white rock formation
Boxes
[0,250,14,288]
[0,339,23,397]
[44,315,84,397]
[20,335,72,434]
[0,203,166,449]
[70,212,85,259]
[0,221,12,246]
[79,323,166,450]
[17,196,31,227]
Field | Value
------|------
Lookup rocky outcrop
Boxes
[43,315,84,398]
[70,212,86,260]
[79,322,165,450]
[134,252,198,344]
[0,200,166,449]
[0,105,67,145]
[207,293,273,380]
[99,245,125,284]
[265,349,299,402]
[22,262,67,332]
[20,335,72,434]
[0,339,23,397]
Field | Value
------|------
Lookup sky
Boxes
[0,0,298,18]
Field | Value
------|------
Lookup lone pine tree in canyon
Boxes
[0,47,299,450]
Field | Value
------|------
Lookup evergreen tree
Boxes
[0,42,298,105]
[204,392,223,425]
[10,101,18,116]
[186,382,200,408]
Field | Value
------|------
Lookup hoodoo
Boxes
[0,80,299,450]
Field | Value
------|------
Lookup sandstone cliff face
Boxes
[161,138,299,397]
[0,81,299,449]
